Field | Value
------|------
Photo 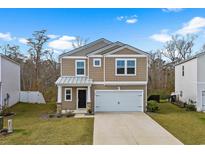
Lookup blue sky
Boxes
[0,8,205,57]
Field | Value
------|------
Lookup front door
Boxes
[78,90,86,108]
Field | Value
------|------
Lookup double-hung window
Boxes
[65,88,72,101]
[76,60,86,76]
[116,59,136,76]
[116,60,125,74]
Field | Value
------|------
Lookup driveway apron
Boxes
[93,112,183,145]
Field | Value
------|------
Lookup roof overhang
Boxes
[55,76,93,86]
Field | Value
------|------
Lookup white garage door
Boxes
[95,90,144,112]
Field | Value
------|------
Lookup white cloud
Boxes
[47,34,59,39]
[0,32,13,41]
[126,18,138,24]
[116,16,124,21]
[48,35,76,50]
[117,15,138,24]
[18,38,28,44]
[150,29,172,43]
[162,8,183,13]
[176,17,205,35]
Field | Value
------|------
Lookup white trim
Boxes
[62,56,88,59]
[115,58,136,76]
[93,58,101,67]
[87,85,91,102]
[60,57,62,76]
[94,89,144,112]
[64,88,72,101]
[103,56,105,82]
[88,57,90,78]
[76,88,87,109]
[93,81,147,85]
[75,59,86,76]
[57,85,62,103]
[104,45,148,56]
[106,55,147,57]
[88,55,103,57]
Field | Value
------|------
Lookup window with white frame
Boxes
[93,58,101,67]
[116,59,136,75]
[65,88,72,101]
[76,60,85,76]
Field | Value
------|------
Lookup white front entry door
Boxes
[202,91,205,111]
[95,90,144,112]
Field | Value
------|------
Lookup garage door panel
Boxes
[95,90,143,112]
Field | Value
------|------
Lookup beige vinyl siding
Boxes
[89,57,104,81]
[62,58,88,76]
[61,87,77,110]
[113,48,140,55]
[105,57,147,81]
[70,41,109,56]
[95,45,122,55]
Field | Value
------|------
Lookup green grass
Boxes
[0,103,94,145]
[148,101,205,145]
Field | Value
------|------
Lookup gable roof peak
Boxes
[59,38,112,58]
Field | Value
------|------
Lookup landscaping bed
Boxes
[0,102,94,145]
[147,101,205,144]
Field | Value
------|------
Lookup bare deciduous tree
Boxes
[72,36,89,48]
[27,30,49,90]
[162,34,196,63]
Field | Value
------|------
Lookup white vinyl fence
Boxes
[20,91,46,104]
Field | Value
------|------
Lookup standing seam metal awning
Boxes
[55,76,93,86]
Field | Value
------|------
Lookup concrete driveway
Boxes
[93,112,183,145]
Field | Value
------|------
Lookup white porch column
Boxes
[57,85,62,103]
[87,85,91,102]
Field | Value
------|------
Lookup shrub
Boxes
[147,100,159,112]
[186,104,196,111]
[148,95,160,103]
[185,99,196,111]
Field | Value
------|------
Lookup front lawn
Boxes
[0,103,94,145]
[148,101,205,145]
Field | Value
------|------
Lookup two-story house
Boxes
[0,54,20,109]
[175,52,205,111]
[55,38,149,113]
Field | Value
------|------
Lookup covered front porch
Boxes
[55,76,93,113]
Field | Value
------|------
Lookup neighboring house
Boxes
[175,52,205,111]
[55,38,149,113]
[0,54,20,108]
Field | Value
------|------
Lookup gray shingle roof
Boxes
[175,52,205,66]
[55,76,93,86]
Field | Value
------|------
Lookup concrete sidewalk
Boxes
[93,112,183,145]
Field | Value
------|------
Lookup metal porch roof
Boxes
[55,76,93,86]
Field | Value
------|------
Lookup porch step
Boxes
[74,113,94,118]
[73,109,87,114]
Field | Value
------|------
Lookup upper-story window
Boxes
[75,60,86,76]
[115,59,136,76]
[182,65,184,76]
[93,58,101,67]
